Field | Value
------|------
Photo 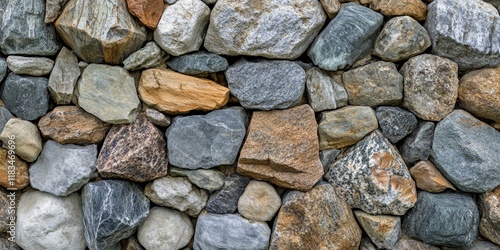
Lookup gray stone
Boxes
[308,3,383,70]
[6,56,54,76]
[0,0,61,56]
[166,51,228,75]
[402,191,479,248]
[319,149,340,173]
[485,0,500,9]
[206,174,250,214]
[194,213,270,250]
[202,0,216,4]
[0,236,21,250]
[463,240,500,250]
[170,167,225,192]
[45,0,69,23]
[123,42,168,71]
[145,108,171,127]
[0,108,13,134]
[376,106,418,144]
[2,73,49,121]
[305,67,348,112]
[237,180,281,222]
[431,110,500,193]
[29,140,98,196]
[425,0,500,71]
[82,180,150,250]
[204,0,325,60]
[399,121,435,165]
[48,47,81,104]
[166,107,247,169]
[0,58,6,82]
[225,59,306,110]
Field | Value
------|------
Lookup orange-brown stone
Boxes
[409,160,455,193]
[0,148,29,190]
[370,0,427,21]
[126,0,164,29]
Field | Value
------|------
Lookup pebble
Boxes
[6,56,54,76]
[123,42,168,72]
[2,73,49,121]
[237,180,281,222]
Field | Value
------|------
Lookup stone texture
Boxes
[370,0,427,21]
[401,54,459,121]
[0,58,6,82]
[479,186,500,246]
[6,56,54,76]
[320,0,341,18]
[270,182,362,250]
[308,3,383,70]
[237,105,323,191]
[167,51,228,75]
[55,0,147,64]
[123,41,168,71]
[154,0,210,56]
[0,107,13,135]
[138,69,229,114]
[325,130,417,215]
[120,236,144,250]
[0,189,13,233]
[77,64,141,124]
[82,180,150,250]
[0,148,29,190]
[126,0,164,29]
[318,106,378,150]
[145,108,171,127]
[0,118,42,162]
[319,149,341,173]
[306,67,348,112]
[16,190,85,250]
[204,0,325,59]
[343,61,403,106]
[431,110,500,193]
[403,191,479,248]
[194,213,270,250]
[206,174,250,214]
[48,47,81,104]
[238,180,281,222]
[45,0,69,23]
[425,0,500,71]
[170,167,225,192]
[399,121,435,165]
[96,113,168,182]
[2,73,49,121]
[392,234,440,250]
[410,161,455,193]
[465,240,500,250]
[354,211,401,249]
[376,106,418,144]
[225,59,306,110]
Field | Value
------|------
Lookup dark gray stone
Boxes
[206,174,250,214]
[166,107,248,169]
[399,121,435,166]
[123,42,168,72]
[1,73,49,121]
[82,180,149,250]
[376,106,418,144]
[307,3,383,71]
[402,191,479,248]
[319,149,340,173]
[431,110,500,193]
[225,59,306,110]
[0,58,6,82]
[0,107,13,134]
[167,51,229,75]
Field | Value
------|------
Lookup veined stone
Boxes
[305,67,348,112]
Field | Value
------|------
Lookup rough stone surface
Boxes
[145,108,171,127]
[0,107,13,135]
[204,0,326,59]
[167,51,229,75]
[464,240,500,250]
[376,106,418,144]
[126,0,164,29]
[170,167,225,192]
[392,234,440,250]
[0,58,6,82]
[479,186,500,246]
[0,118,42,162]
[237,105,323,191]
[370,0,427,21]
[431,110,500,193]
[45,0,69,23]
[2,73,49,121]
[123,41,168,72]
[206,174,250,214]
[120,236,144,250]
[48,47,81,104]
[410,161,455,193]
[325,130,417,215]
[6,56,54,76]
[319,149,341,173]
[0,148,29,189]
[354,211,401,249]
[0,189,13,233]
[306,67,348,112]
[238,180,281,222]
[399,121,435,165]
[320,0,341,18]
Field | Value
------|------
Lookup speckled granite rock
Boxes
[206,174,250,214]
[123,42,168,71]
[6,56,54,76]
[167,51,228,75]
[399,121,435,165]
[410,161,455,193]
[305,67,348,112]
[479,186,500,245]
[354,211,401,249]
[170,167,225,192]
[48,47,81,104]
[2,73,49,121]
[376,106,418,144]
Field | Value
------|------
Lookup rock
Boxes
[0,118,42,162]
[399,121,435,165]
[237,180,281,222]
[126,0,164,29]
[374,16,431,62]
[305,67,348,112]
[359,236,377,250]
[120,236,144,250]
[318,106,378,150]
[431,110,500,193]
[96,113,168,182]
[206,174,250,214]
[319,149,341,172]
[55,0,147,64]
[402,191,479,247]
[464,240,500,250]
[237,105,323,191]
[138,69,229,114]
[145,108,171,127]
[170,167,225,192]
[48,47,81,104]
[29,140,97,196]
[354,211,401,249]
[392,234,440,250]
[44,0,69,23]
[320,0,341,18]
[166,51,228,75]
[270,183,362,249]
[325,130,417,215]
[2,73,49,121]
[204,0,325,59]
[343,61,403,106]
[308,3,383,70]
[375,106,418,144]
[194,213,270,250]
[424,0,500,71]
[401,54,459,121]
[77,64,141,124]
[458,67,500,122]
[82,180,150,250]
[0,58,6,82]
[6,56,54,76]
[0,107,13,134]
[370,0,427,21]
[0,148,29,189]
[479,186,500,245]
[137,207,193,250]
[225,59,306,110]
[166,107,247,169]
[123,42,168,71]
[0,189,13,233]
[16,190,85,250]
[145,176,208,216]
[410,161,455,193]
[0,0,61,55]
[154,0,210,56]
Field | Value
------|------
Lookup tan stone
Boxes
[0,118,42,162]
[410,161,455,193]
[237,180,281,222]
[138,69,230,114]
[320,0,341,18]
[370,0,427,21]
[479,186,500,245]
[354,211,401,249]
[126,0,164,29]
[237,105,323,191]
[0,148,29,190]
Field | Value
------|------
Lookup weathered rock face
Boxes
[399,121,435,165]
[2,73,49,121]
[354,211,401,249]
[237,105,323,191]
[145,108,171,127]
[206,174,250,214]
[6,56,54,76]
[167,51,229,75]
[123,42,168,71]
[376,106,418,144]
[126,0,164,29]
[45,0,69,23]
[369,0,427,21]
[55,0,147,64]
[0,58,6,82]
[270,183,362,250]
[0,148,29,190]
[170,167,225,192]
[306,67,348,112]
[479,186,500,245]
[204,0,326,59]
[410,161,455,193]
[48,47,81,104]
[238,180,281,222]
[0,118,42,162]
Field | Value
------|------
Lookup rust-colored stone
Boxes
[409,160,455,193]
[370,0,427,21]
[0,148,29,190]
[126,0,164,29]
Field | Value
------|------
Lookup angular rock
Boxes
[145,108,171,127]
[359,236,377,250]
[0,148,29,189]
[479,186,500,245]
[306,67,348,112]
[0,118,42,162]
[82,180,150,250]
[325,130,417,215]
[238,180,281,222]
[123,42,168,71]
[167,51,228,75]
[170,167,225,192]
[431,110,500,193]
[399,121,435,165]
[0,107,13,135]
[138,69,229,114]
[308,3,383,70]
[270,183,362,249]
[55,0,147,64]
[204,0,325,59]
[126,0,164,29]
[392,234,440,250]
[0,58,6,82]
[401,54,459,121]
[376,106,418,144]
[6,56,54,76]
[354,211,401,249]
[48,47,81,104]
[370,0,427,21]
[2,73,49,121]
[45,0,69,23]
[96,113,168,182]
[237,105,323,191]
[206,174,250,214]
[320,0,341,18]
[194,213,270,250]
[77,64,141,124]
[225,59,306,110]
[410,161,455,193]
